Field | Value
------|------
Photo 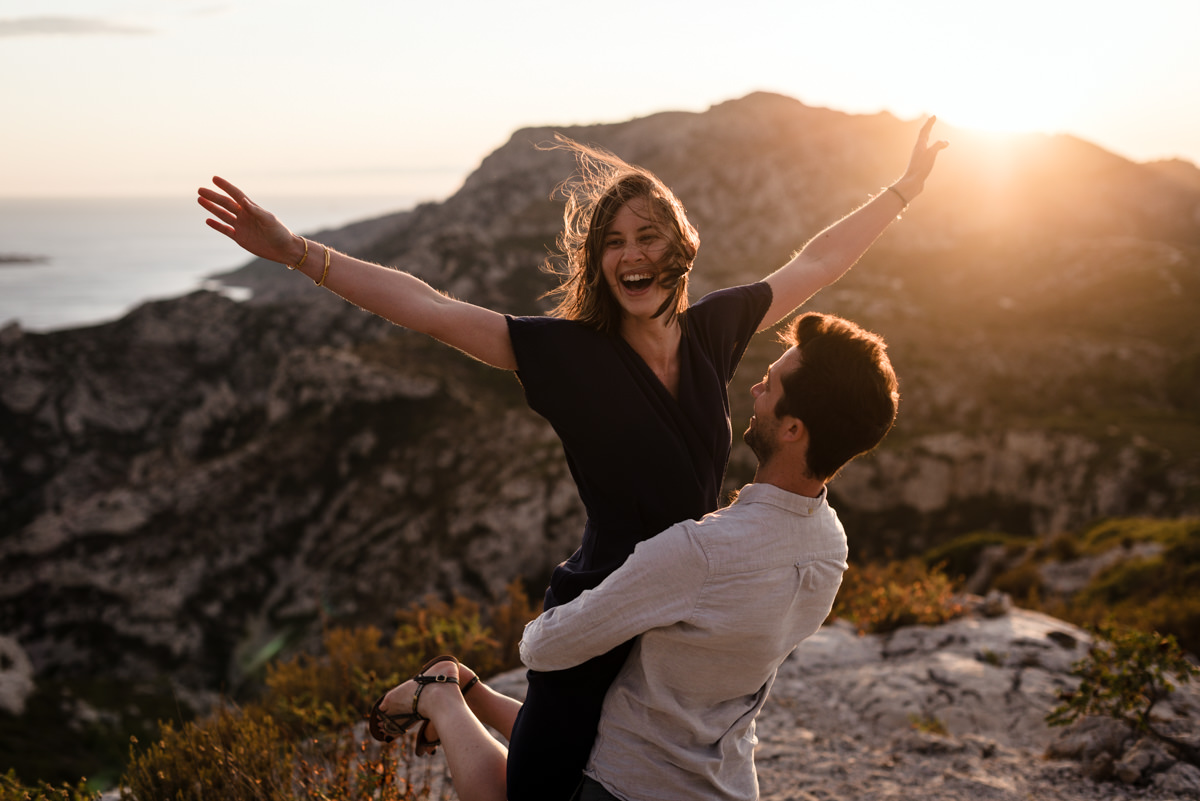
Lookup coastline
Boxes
[0,194,419,332]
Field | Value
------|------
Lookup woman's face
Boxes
[599,197,674,321]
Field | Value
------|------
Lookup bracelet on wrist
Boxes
[288,237,308,271]
[885,184,910,209]
[314,245,331,287]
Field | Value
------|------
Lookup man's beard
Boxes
[743,417,777,463]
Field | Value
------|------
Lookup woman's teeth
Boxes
[622,272,654,291]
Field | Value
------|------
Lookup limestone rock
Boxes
[2,92,1199,707]
[0,634,34,715]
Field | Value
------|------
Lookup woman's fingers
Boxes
[197,186,243,220]
[211,176,249,204]
[918,115,937,145]
[204,217,236,237]
[197,193,238,224]
[903,117,948,182]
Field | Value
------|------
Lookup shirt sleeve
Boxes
[519,522,709,671]
[686,282,773,383]
[504,314,602,417]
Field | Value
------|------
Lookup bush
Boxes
[0,770,98,801]
[831,559,967,635]
[922,530,1031,582]
[992,560,1044,605]
[120,706,290,801]
[1047,621,1200,767]
[118,581,538,801]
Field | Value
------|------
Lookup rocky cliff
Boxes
[2,92,1199,698]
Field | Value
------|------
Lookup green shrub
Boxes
[992,560,1044,604]
[922,530,1031,582]
[908,713,948,736]
[1064,523,1200,655]
[831,559,967,635]
[1047,621,1200,767]
[1078,517,1199,554]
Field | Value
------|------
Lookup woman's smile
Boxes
[602,198,672,315]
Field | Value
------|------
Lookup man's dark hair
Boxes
[775,312,899,481]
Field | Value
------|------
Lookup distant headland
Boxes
[0,253,49,266]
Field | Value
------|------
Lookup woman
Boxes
[197,117,946,799]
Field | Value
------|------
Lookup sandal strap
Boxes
[461,675,480,696]
[411,673,460,717]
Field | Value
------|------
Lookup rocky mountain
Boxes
[2,92,1199,704]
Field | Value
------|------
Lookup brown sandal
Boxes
[367,654,460,743]
[414,673,480,756]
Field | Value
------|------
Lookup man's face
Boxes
[743,346,800,462]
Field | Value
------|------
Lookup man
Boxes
[372,311,899,801]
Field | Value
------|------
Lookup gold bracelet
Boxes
[885,185,910,209]
[288,237,308,271]
[315,245,331,287]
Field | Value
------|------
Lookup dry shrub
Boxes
[832,559,967,635]
[118,581,538,801]
[120,706,289,801]
[0,770,98,801]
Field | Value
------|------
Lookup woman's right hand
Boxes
[197,176,305,266]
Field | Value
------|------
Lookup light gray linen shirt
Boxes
[519,482,849,801]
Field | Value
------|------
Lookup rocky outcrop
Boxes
[410,605,1200,800]
[0,291,581,689]
[2,92,1200,696]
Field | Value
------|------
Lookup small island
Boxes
[0,253,49,266]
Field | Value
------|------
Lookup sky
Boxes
[2,0,1199,201]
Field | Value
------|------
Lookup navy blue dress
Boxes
[504,282,773,800]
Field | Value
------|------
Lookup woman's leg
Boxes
[378,661,509,801]
[421,662,522,744]
[505,642,632,801]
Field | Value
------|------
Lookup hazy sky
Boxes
[3,0,1198,200]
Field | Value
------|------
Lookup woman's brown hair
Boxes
[542,135,699,333]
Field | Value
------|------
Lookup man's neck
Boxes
[751,462,826,499]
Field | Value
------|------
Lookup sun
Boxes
[925,73,1070,136]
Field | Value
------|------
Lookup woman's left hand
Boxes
[894,116,949,199]
[198,177,305,266]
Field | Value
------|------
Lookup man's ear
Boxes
[779,415,806,443]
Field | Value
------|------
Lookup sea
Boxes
[0,194,425,333]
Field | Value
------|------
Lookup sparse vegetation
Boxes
[922,530,1032,582]
[0,770,98,801]
[932,516,1200,656]
[115,580,537,801]
[908,713,949,736]
[831,558,967,635]
[1047,621,1200,768]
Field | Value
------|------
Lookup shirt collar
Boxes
[733,482,827,516]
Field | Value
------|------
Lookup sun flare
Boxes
[925,75,1069,136]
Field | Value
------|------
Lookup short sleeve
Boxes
[684,282,773,384]
[504,315,611,420]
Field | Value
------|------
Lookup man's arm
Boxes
[519,523,707,671]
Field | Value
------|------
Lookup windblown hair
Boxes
[542,135,699,333]
[776,313,900,482]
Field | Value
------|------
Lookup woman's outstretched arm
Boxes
[198,177,518,370]
[759,116,948,331]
